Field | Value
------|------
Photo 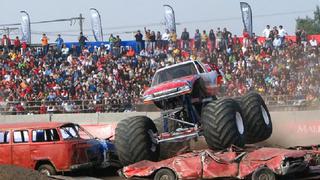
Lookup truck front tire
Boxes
[201,98,246,149]
[115,116,160,166]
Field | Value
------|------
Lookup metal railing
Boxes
[0,95,319,115]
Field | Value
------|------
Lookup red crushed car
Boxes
[120,146,309,180]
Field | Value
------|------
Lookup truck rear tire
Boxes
[115,116,160,166]
[241,92,272,143]
[201,98,246,150]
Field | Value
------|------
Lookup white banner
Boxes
[20,11,31,44]
[90,8,103,41]
[163,5,176,32]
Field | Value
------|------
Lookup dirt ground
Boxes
[0,165,53,180]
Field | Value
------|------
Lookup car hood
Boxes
[144,75,198,96]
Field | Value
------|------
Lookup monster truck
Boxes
[115,60,272,166]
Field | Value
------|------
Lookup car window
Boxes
[32,129,60,142]
[60,125,79,140]
[0,131,10,144]
[13,130,29,143]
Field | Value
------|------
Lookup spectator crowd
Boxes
[0,24,319,114]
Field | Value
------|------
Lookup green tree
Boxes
[296,6,320,34]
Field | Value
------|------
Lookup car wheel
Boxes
[38,164,56,176]
[252,167,276,180]
[154,168,177,180]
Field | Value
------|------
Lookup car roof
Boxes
[0,122,75,130]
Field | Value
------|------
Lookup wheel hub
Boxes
[40,169,50,176]
[261,105,270,125]
[160,174,170,180]
[235,112,244,135]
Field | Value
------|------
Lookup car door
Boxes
[0,130,12,164]
[12,130,32,168]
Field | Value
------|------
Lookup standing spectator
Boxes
[41,33,49,55]
[222,28,231,50]
[216,27,223,50]
[263,25,271,38]
[181,28,190,50]
[301,29,308,49]
[144,27,151,51]
[134,30,143,53]
[209,29,216,51]
[296,28,302,45]
[278,25,288,46]
[55,34,64,51]
[13,36,21,53]
[201,30,208,49]
[194,29,201,51]
[156,31,162,49]
[1,34,11,52]
[114,35,122,57]
[150,31,156,51]
[169,30,177,47]
[109,34,116,55]
[78,32,88,50]
[162,29,170,50]
[273,35,281,50]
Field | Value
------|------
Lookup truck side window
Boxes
[13,130,29,143]
[195,62,205,73]
[0,131,10,144]
[32,129,60,142]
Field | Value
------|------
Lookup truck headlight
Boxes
[143,94,153,101]
[177,85,191,92]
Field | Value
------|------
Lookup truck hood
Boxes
[144,75,198,97]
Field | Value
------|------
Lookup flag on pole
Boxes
[90,8,103,41]
[240,2,253,37]
[20,11,31,44]
[163,5,176,32]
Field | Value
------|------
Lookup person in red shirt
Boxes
[13,36,21,53]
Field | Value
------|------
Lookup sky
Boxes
[0,0,319,43]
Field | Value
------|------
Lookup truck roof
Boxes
[0,122,75,130]
[155,60,197,73]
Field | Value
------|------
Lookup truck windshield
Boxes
[152,62,197,86]
[60,124,95,140]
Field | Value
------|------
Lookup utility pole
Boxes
[79,13,83,33]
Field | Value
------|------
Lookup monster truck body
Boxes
[114,60,273,166]
[143,61,222,110]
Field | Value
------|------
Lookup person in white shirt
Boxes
[278,25,288,45]
[273,35,281,49]
[162,29,170,50]
[309,37,318,47]
[262,25,271,38]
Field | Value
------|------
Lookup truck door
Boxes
[0,130,12,164]
[12,130,31,168]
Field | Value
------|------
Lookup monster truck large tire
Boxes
[241,92,272,143]
[115,116,160,166]
[201,98,246,149]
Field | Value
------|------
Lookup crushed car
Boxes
[120,146,309,180]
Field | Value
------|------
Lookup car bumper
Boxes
[144,89,191,103]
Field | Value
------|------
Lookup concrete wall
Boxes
[1,110,320,148]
